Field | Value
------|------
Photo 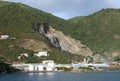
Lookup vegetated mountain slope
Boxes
[0,1,91,63]
[0,2,72,38]
[69,9,120,55]
[0,1,74,63]
[68,16,86,23]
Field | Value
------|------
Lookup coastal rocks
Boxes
[71,69,84,73]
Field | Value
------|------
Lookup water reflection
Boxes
[46,72,55,80]
[28,73,34,76]
[0,72,120,81]
[38,73,44,75]
[28,72,55,76]
[46,72,55,76]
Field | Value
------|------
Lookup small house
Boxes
[34,51,48,57]
[0,35,9,39]
[18,53,29,60]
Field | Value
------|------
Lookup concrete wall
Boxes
[46,67,53,71]
[34,51,48,57]
[29,64,34,71]
[38,65,44,71]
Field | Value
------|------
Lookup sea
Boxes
[0,71,120,81]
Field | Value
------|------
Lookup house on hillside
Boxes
[34,51,48,57]
[18,53,29,60]
[0,35,9,40]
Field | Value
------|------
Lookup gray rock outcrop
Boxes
[41,26,93,57]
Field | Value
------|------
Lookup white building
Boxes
[20,53,29,57]
[18,53,29,60]
[11,60,56,72]
[71,63,110,69]
[28,64,34,71]
[38,65,44,71]
[34,51,48,57]
[28,64,44,71]
[11,63,44,72]
[0,35,9,40]
[42,60,55,71]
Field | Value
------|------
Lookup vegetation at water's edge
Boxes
[0,62,20,74]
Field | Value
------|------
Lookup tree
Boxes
[114,55,120,61]
[36,22,41,32]
[43,22,49,34]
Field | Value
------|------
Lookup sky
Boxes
[2,0,120,19]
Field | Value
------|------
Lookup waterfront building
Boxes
[11,60,56,72]
[71,63,110,69]
[11,60,110,72]
[42,60,55,71]
[28,64,44,71]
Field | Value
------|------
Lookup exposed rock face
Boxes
[112,52,120,58]
[41,26,93,57]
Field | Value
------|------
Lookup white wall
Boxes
[34,51,48,57]
[46,67,53,71]
[38,65,44,71]
[29,64,34,71]
[42,60,55,67]
[0,35,9,39]
[42,60,55,71]
[47,62,55,67]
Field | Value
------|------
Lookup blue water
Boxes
[0,71,120,81]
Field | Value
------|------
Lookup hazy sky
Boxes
[3,0,120,19]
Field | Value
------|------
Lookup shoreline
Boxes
[1,69,120,75]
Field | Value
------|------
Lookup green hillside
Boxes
[68,16,86,23]
[69,9,120,54]
[0,1,73,63]
[0,1,73,38]
[1,1,120,63]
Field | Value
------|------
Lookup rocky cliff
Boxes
[36,23,93,57]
